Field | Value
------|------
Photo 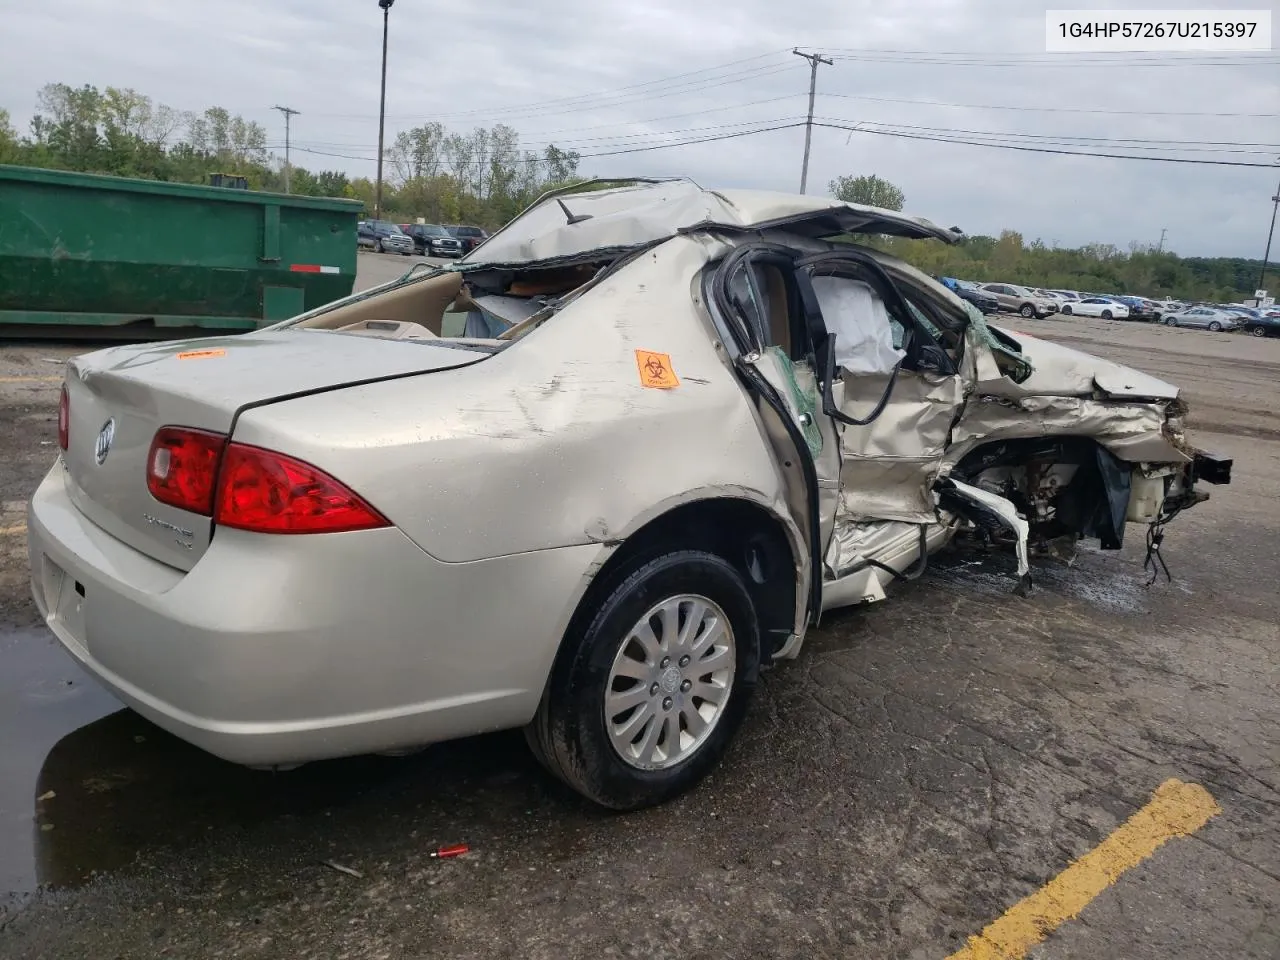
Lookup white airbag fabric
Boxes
[811,276,905,375]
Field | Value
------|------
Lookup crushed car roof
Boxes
[462,178,964,268]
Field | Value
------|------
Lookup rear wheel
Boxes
[1208,321,1222,331]
[1019,303,1035,318]
[1252,325,1267,337]
[374,239,384,253]
[526,550,759,810]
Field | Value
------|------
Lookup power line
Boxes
[821,50,1279,67]
[268,95,807,149]
[286,121,805,165]
[817,91,1279,120]
[306,52,797,123]
[810,118,1280,152]
[271,115,1280,157]
[812,121,1280,167]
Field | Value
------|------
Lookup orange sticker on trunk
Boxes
[176,349,227,360]
[635,350,679,389]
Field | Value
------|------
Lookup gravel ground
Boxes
[1,298,1277,959]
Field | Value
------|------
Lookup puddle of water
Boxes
[928,542,1155,615]
[1,624,535,901]
[0,626,120,898]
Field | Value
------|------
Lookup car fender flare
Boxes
[565,488,810,644]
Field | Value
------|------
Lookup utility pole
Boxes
[374,0,395,220]
[272,105,300,193]
[1157,227,1167,253]
[793,48,832,195]
[1257,173,1280,297]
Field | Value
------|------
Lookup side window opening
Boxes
[725,259,807,361]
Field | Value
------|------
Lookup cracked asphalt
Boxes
[1,306,1277,959]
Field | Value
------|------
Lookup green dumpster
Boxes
[0,164,361,336]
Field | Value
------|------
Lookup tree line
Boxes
[0,83,585,229]
[832,174,1266,304]
[0,85,1265,301]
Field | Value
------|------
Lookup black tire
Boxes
[1164,317,1177,326]
[1252,325,1267,338]
[1061,305,1073,315]
[1208,321,1222,332]
[1101,310,1113,320]
[1019,303,1035,318]
[374,239,384,254]
[526,550,760,810]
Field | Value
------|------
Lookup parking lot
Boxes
[1,268,1277,959]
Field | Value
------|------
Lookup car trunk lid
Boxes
[61,329,482,570]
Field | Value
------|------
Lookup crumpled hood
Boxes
[993,327,1179,400]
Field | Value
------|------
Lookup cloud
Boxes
[0,0,1276,256]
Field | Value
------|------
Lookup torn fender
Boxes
[947,394,1190,466]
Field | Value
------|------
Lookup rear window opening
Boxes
[286,259,618,349]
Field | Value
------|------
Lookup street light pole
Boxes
[374,0,394,220]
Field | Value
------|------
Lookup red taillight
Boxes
[214,443,389,534]
[57,385,69,451]
[147,427,227,515]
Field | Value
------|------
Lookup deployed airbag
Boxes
[810,275,905,375]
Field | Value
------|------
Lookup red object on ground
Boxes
[432,844,469,859]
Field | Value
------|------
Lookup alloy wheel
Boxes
[604,594,735,771]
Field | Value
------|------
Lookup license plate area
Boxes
[43,555,89,656]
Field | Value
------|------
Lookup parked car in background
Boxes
[446,224,490,254]
[979,283,1059,318]
[1112,296,1161,321]
[1161,307,1239,331]
[1033,289,1070,306]
[1050,290,1082,302]
[938,277,999,313]
[1220,305,1262,323]
[358,220,415,255]
[1058,296,1130,320]
[1240,311,1280,338]
[401,223,463,258]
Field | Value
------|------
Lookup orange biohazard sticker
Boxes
[635,350,679,389]
[176,349,227,360]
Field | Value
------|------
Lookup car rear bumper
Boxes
[27,462,597,767]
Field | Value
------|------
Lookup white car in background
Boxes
[1058,297,1130,320]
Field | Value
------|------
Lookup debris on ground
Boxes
[320,860,364,878]
[430,844,470,859]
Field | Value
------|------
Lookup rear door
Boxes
[709,244,841,630]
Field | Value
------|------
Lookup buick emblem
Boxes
[95,418,115,465]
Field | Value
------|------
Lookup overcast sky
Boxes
[1,0,1277,257]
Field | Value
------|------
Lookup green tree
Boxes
[828,173,905,211]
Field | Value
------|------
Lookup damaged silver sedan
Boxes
[27,179,1230,809]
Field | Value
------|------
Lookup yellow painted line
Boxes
[0,375,62,383]
[946,778,1220,960]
